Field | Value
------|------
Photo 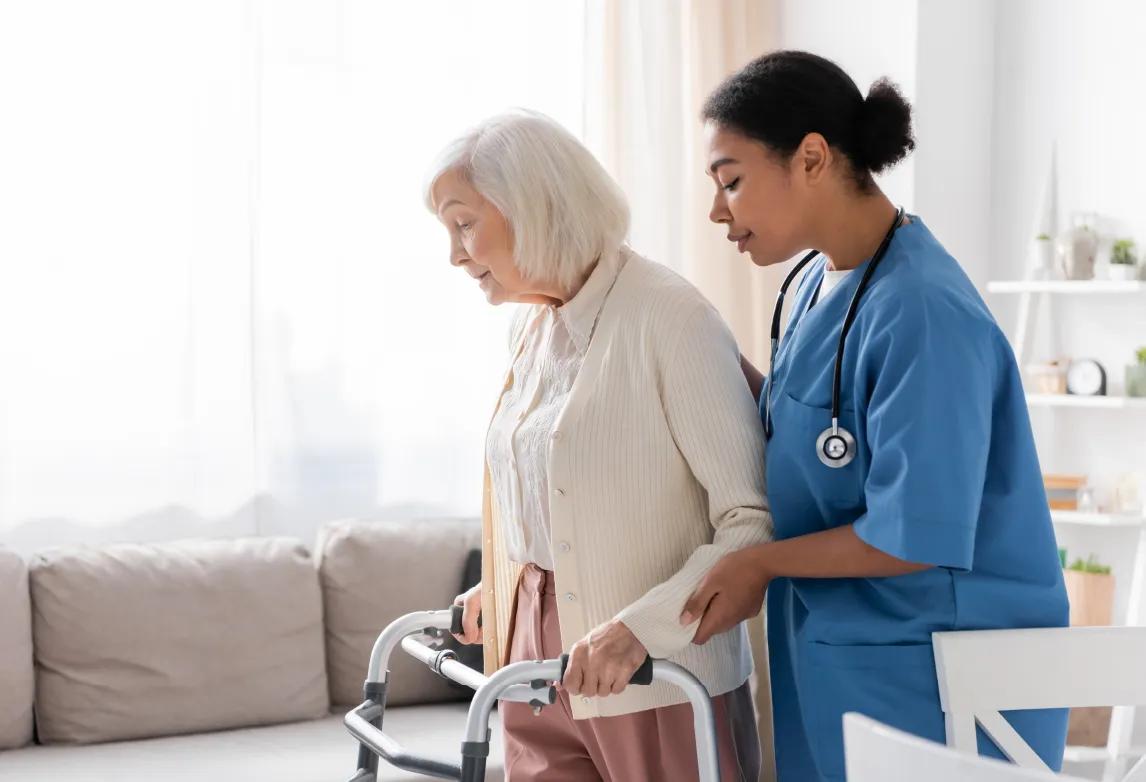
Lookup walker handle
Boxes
[557,653,655,686]
[449,603,482,636]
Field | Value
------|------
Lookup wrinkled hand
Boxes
[451,582,483,645]
[562,620,648,698]
[680,546,771,645]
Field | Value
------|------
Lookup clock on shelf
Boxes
[1066,358,1107,396]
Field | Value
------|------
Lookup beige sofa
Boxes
[0,518,503,782]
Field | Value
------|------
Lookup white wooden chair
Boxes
[933,627,1146,781]
[844,712,1090,782]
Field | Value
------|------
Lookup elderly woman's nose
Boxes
[448,238,467,267]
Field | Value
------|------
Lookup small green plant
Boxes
[1137,347,1146,365]
[1111,239,1138,265]
[1066,555,1112,575]
[1036,233,1052,241]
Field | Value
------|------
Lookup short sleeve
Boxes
[851,296,997,571]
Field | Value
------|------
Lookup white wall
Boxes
[779,0,918,209]
[990,5,1146,755]
[912,0,996,289]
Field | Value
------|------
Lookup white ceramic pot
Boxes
[1109,264,1139,282]
[1030,239,1058,279]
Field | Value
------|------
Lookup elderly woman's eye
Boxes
[457,221,473,232]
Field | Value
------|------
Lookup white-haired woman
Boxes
[427,110,770,781]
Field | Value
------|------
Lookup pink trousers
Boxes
[500,564,760,781]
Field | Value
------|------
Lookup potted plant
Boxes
[1128,347,1146,398]
[1063,553,1116,746]
[1064,554,1114,626]
[1109,238,1139,281]
[1030,232,1057,279]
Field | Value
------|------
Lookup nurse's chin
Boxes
[745,248,785,268]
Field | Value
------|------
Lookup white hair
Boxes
[424,110,630,290]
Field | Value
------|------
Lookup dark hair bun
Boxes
[857,77,915,174]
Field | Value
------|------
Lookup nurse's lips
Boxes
[728,232,753,253]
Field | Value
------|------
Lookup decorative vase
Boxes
[1127,364,1146,397]
[1055,214,1099,280]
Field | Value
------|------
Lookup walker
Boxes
[343,605,722,781]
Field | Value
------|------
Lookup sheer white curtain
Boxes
[583,4,779,778]
[0,0,585,554]
[583,0,783,368]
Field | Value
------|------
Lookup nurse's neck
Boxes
[819,193,905,272]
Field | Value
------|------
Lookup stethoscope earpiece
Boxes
[764,206,904,470]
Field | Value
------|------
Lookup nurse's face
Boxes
[705,122,816,267]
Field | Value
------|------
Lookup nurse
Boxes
[679,51,1069,781]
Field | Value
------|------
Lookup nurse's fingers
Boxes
[680,579,717,626]
[692,594,732,645]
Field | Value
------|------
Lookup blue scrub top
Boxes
[763,216,1069,781]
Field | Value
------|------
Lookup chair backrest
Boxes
[844,712,1090,782]
[933,627,1146,773]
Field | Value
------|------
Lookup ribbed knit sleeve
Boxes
[614,301,774,659]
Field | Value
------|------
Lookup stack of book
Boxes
[1044,474,1086,510]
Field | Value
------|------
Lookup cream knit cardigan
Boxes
[479,247,774,719]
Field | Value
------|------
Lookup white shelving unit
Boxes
[987,280,1145,295]
[1052,510,1146,528]
[990,279,1146,778]
[1027,394,1146,410]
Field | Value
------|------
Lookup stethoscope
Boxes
[764,206,905,469]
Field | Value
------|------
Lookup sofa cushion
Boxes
[30,537,329,744]
[0,548,34,749]
[0,704,504,781]
[317,518,481,707]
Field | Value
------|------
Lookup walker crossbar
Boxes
[343,606,722,782]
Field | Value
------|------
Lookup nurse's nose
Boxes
[709,192,731,225]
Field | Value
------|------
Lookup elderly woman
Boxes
[425,110,770,781]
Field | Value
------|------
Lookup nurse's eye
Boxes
[722,177,740,192]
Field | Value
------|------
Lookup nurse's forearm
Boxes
[739,354,764,401]
[754,524,931,579]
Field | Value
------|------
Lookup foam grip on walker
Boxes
[450,603,482,635]
[557,654,655,686]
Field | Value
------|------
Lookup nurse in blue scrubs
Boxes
[679,51,1069,781]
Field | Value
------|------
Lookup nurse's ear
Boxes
[792,132,833,188]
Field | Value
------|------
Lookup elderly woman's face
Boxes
[431,169,528,305]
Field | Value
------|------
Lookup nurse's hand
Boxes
[562,619,648,697]
[680,546,771,645]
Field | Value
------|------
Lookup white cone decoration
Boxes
[1029,142,1059,280]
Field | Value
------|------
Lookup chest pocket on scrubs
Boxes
[780,392,865,514]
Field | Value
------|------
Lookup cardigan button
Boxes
[553,488,566,497]
[551,430,562,441]
[565,592,577,602]
[558,541,571,553]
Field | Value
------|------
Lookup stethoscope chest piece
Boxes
[816,419,856,468]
